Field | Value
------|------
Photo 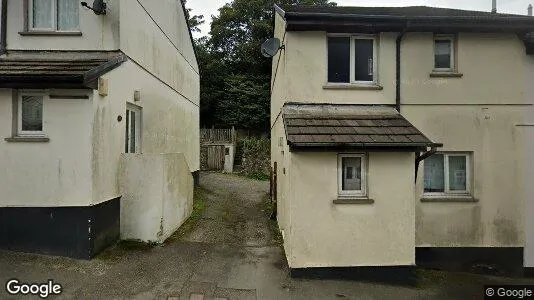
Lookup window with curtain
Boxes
[19,95,44,134]
[338,154,367,197]
[434,36,455,71]
[424,153,471,195]
[30,0,79,31]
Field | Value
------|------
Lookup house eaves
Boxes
[282,103,442,152]
[0,51,127,89]
[275,5,534,35]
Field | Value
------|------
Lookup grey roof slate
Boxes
[283,104,441,150]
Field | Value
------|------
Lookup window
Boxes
[29,0,79,31]
[434,36,455,71]
[328,35,377,84]
[125,105,142,154]
[424,153,471,195]
[338,154,367,197]
[18,94,44,136]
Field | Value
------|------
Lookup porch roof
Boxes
[0,51,127,89]
[283,103,442,151]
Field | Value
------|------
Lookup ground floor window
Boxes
[424,153,471,195]
[338,154,367,197]
[125,104,142,154]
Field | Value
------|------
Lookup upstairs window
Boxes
[328,35,377,84]
[29,0,79,31]
[434,36,455,71]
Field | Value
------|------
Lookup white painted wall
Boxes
[223,144,235,173]
[120,153,193,243]
[92,60,199,206]
[404,106,527,247]
[523,56,534,268]
[287,152,416,268]
[0,90,94,207]
[522,125,534,267]
[119,0,199,105]
[5,0,120,50]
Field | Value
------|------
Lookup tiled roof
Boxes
[283,104,441,151]
[0,51,127,89]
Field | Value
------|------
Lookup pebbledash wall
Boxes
[0,0,199,258]
[271,12,534,273]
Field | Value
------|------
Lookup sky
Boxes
[187,0,533,37]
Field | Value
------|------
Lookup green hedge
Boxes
[241,138,270,181]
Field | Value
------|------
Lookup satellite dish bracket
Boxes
[81,0,107,15]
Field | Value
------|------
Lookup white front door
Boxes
[125,104,141,154]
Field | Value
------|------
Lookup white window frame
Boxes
[338,153,367,198]
[326,34,378,85]
[423,152,471,197]
[28,0,79,32]
[125,104,142,154]
[18,92,45,137]
[433,35,455,72]
[350,35,378,85]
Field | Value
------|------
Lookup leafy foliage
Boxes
[241,138,271,180]
[181,0,205,33]
[184,0,337,130]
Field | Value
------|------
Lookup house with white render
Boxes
[0,0,200,258]
[271,3,534,279]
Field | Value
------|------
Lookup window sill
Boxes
[4,136,50,143]
[19,31,82,36]
[429,72,463,78]
[421,196,477,203]
[333,198,375,205]
[323,84,383,90]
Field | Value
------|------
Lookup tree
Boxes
[193,0,337,130]
[181,0,204,33]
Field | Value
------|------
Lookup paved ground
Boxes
[1,172,534,299]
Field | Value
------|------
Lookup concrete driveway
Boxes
[1,172,533,299]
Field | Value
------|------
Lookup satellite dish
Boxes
[261,38,283,58]
[81,0,107,15]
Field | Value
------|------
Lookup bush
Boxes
[241,138,270,181]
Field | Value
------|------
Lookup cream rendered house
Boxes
[271,4,534,279]
[0,0,200,258]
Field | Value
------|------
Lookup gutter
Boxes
[0,0,7,55]
[284,11,534,22]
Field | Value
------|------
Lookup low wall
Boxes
[119,153,193,243]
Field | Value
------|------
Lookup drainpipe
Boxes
[0,0,7,55]
[396,28,407,113]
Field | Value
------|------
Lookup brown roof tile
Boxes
[0,50,127,89]
[282,104,441,150]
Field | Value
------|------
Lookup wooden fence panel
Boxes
[202,145,225,171]
[200,128,236,145]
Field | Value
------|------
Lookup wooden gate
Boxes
[201,145,225,171]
